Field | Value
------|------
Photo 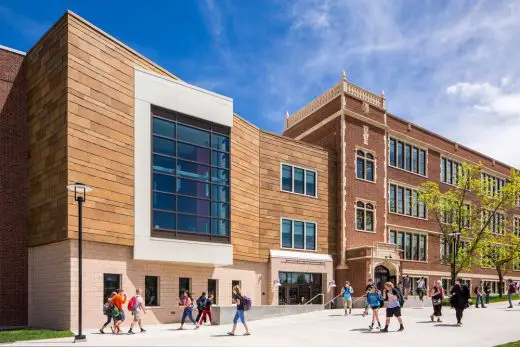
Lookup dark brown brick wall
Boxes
[0,48,27,326]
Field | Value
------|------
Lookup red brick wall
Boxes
[0,48,27,326]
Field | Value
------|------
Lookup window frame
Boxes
[388,229,428,262]
[179,277,191,299]
[103,273,121,304]
[388,182,428,220]
[207,279,218,304]
[355,200,376,233]
[388,135,428,177]
[280,218,318,251]
[280,162,318,198]
[145,276,160,307]
[355,148,376,183]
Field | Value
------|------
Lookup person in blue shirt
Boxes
[341,281,354,315]
[366,286,383,330]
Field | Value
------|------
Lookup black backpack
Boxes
[196,296,207,310]
[393,287,405,307]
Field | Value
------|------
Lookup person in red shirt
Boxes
[111,289,127,334]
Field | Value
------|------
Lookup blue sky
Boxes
[1,0,519,167]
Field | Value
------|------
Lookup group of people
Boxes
[100,285,250,336]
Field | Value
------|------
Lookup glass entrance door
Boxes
[278,272,323,305]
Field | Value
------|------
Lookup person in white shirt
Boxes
[128,288,147,334]
[417,278,426,302]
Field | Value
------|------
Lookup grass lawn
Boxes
[442,294,520,306]
[0,329,74,344]
[496,342,520,347]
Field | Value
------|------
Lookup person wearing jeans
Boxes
[507,279,516,308]
[227,286,250,336]
[475,283,486,308]
[178,290,196,330]
[483,282,491,305]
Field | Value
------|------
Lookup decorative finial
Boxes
[381,90,385,98]
[341,69,347,81]
[285,111,290,119]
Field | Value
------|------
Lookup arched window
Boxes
[356,201,374,231]
[356,150,375,181]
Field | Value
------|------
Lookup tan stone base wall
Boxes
[29,240,269,331]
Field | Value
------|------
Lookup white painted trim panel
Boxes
[270,249,333,262]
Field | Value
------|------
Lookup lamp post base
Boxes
[74,335,87,342]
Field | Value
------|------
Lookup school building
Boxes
[0,10,519,330]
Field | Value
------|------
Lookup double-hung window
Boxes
[281,218,317,250]
[388,137,427,176]
[389,230,426,261]
[356,150,375,181]
[389,183,426,219]
[281,164,317,197]
[356,201,375,232]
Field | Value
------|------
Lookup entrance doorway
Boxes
[374,265,396,290]
[278,272,322,305]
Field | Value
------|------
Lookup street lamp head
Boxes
[67,182,92,202]
[448,232,461,237]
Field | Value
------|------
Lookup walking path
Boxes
[7,302,520,346]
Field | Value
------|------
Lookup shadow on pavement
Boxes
[416,321,435,323]
[434,323,459,327]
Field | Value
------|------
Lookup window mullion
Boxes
[303,222,307,249]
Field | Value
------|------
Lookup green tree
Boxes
[419,163,520,288]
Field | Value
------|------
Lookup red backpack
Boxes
[127,296,137,311]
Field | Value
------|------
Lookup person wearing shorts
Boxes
[362,278,374,317]
[366,286,382,330]
[128,288,146,334]
[381,282,404,333]
[341,281,354,315]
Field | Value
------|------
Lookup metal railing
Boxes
[303,293,325,305]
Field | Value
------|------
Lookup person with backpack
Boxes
[111,289,127,334]
[450,278,469,326]
[128,288,146,334]
[227,285,251,336]
[381,282,404,333]
[195,292,208,325]
[340,281,354,315]
[99,292,116,334]
[483,282,491,305]
[195,294,214,329]
[429,280,443,322]
[366,286,383,331]
[507,279,517,308]
[362,278,374,317]
[474,282,486,308]
[178,290,197,330]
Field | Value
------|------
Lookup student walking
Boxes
[417,277,426,302]
[430,280,443,322]
[227,285,251,336]
[195,294,214,329]
[381,282,404,332]
[483,282,491,305]
[111,289,127,334]
[450,278,470,326]
[362,278,374,317]
[100,292,116,334]
[366,287,383,330]
[178,290,197,330]
[474,282,486,308]
[403,276,410,300]
[128,288,146,334]
[195,292,208,324]
[341,281,354,315]
[507,279,517,308]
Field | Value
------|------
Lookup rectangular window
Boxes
[103,274,121,303]
[208,279,218,304]
[397,186,404,214]
[280,164,317,197]
[389,183,426,219]
[179,277,191,298]
[441,158,446,183]
[389,137,427,177]
[232,280,241,301]
[389,230,426,262]
[389,184,396,213]
[145,276,159,306]
[412,190,418,217]
[281,219,317,251]
[152,110,230,240]
[483,210,505,235]
[405,189,412,216]
[514,217,520,236]
[481,173,506,197]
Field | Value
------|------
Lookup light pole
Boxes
[448,232,461,284]
[67,182,92,343]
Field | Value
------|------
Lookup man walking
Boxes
[450,278,469,326]
[381,282,404,332]
[474,282,486,308]
[507,279,516,308]
[417,277,426,302]
[128,288,146,334]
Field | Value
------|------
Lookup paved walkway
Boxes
[8,303,520,346]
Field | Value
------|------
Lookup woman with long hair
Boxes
[178,290,197,330]
[430,280,443,322]
[227,285,250,336]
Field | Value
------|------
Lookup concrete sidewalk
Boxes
[7,302,520,346]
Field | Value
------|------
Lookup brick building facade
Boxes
[0,11,518,329]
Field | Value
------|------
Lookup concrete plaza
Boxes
[8,302,520,346]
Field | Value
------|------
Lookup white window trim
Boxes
[388,135,429,178]
[354,147,377,184]
[355,199,377,233]
[280,217,318,251]
[280,162,319,199]
[388,229,428,263]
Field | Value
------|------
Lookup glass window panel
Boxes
[153,136,175,156]
[177,196,210,216]
[153,173,174,193]
[145,276,159,306]
[389,230,396,244]
[103,274,121,303]
[419,150,426,175]
[211,202,229,219]
[419,201,426,218]
[397,141,404,168]
[294,168,304,194]
[405,144,412,171]
[211,168,229,185]
[153,154,175,174]
[207,279,217,304]
[282,219,293,248]
[356,207,365,230]
[366,210,374,231]
[389,138,396,166]
[441,158,446,182]
[176,178,210,198]
[282,165,292,192]
[389,184,396,212]
[211,133,229,151]
[294,221,304,249]
[179,278,191,298]
[211,218,229,237]
[356,157,365,179]
[405,189,412,216]
[306,171,316,196]
[211,185,229,202]
[153,117,175,138]
[177,142,210,164]
[397,232,404,251]
[412,190,418,217]
[177,160,210,181]
[305,223,316,250]
[412,234,419,260]
[405,233,412,260]
[153,192,176,211]
[420,235,426,261]
[212,150,229,168]
[413,147,419,173]
[447,160,452,184]
[153,210,176,230]
[178,214,210,234]
[177,124,210,147]
[366,161,374,181]
[397,187,404,214]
